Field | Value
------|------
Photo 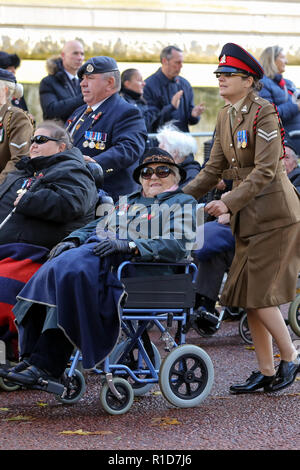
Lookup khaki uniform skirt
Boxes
[220,221,300,309]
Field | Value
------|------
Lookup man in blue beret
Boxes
[66,56,147,201]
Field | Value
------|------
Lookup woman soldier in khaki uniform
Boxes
[0,68,33,184]
[184,43,300,394]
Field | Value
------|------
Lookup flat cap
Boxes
[78,56,119,80]
[0,51,20,69]
[0,67,16,83]
[214,43,264,79]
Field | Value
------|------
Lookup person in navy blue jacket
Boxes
[143,45,205,133]
[259,46,300,155]
[66,56,147,201]
[39,40,85,123]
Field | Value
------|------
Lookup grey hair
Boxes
[0,80,23,100]
[138,164,181,185]
[160,45,182,62]
[35,121,73,149]
[156,123,198,163]
[103,70,121,92]
[259,46,283,79]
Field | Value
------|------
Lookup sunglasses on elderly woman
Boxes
[30,135,60,145]
[140,166,175,179]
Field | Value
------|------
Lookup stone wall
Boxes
[1,0,300,63]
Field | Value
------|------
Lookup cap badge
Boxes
[86,64,94,73]
[220,55,227,64]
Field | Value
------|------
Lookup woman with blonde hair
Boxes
[0,68,33,184]
[259,46,300,154]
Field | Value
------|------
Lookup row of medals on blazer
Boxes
[73,107,106,150]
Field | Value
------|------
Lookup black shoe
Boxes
[229,370,275,394]
[268,354,300,392]
[7,365,55,386]
[0,359,30,379]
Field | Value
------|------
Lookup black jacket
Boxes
[39,57,84,122]
[0,147,98,248]
[289,166,300,192]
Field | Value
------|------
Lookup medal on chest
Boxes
[237,130,248,149]
[83,131,107,150]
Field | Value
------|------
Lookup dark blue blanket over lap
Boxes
[14,243,125,369]
[193,220,235,261]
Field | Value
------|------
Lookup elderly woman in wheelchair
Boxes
[0,148,214,411]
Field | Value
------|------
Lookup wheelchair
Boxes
[0,261,215,415]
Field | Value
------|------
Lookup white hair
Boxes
[0,80,23,100]
[156,122,198,163]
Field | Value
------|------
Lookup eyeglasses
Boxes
[215,72,249,78]
[30,135,60,145]
[140,166,175,179]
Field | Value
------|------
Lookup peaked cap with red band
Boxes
[214,43,264,79]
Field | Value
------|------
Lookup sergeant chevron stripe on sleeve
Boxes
[257,129,278,141]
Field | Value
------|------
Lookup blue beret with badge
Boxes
[78,56,119,80]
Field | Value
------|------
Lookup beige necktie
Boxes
[229,106,237,128]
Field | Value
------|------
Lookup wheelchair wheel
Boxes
[159,344,214,408]
[57,368,86,404]
[239,312,253,344]
[288,294,300,337]
[109,339,161,396]
[0,377,20,392]
[100,378,134,415]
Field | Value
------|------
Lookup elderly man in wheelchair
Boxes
[0,148,200,396]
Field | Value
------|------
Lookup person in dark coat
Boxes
[0,51,28,112]
[0,120,99,361]
[143,45,205,133]
[120,68,153,132]
[283,138,300,192]
[0,148,196,386]
[39,40,85,123]
[156,122,201,188]
[66,56,147,201]
[259,46,300,155]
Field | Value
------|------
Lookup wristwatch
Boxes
[128,241,137,253]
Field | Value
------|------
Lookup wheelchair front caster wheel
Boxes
[109,339,161,396]
[0,377,20,392]
[100,378,134,415]
[239,312,253,344]
[57,368,86,404]
[288,294,300,337]
[159,344,214,408]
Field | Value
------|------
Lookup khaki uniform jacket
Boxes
[0,103,33,184]
[183,91,300,237]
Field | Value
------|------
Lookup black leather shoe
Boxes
[268,354,300,392]
[229,370,275,394]
[7,365,54,386]
[0,360,30,379]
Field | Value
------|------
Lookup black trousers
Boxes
[19,304,74,378]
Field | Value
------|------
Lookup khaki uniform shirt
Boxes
[183,91,300,237]
[0,103,33,184]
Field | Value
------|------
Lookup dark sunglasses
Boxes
[30,135,60,145]
[215,72,249,78]
[140,166,175,179]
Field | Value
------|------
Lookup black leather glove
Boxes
[93,239,132,258]
[48,240,79,260]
